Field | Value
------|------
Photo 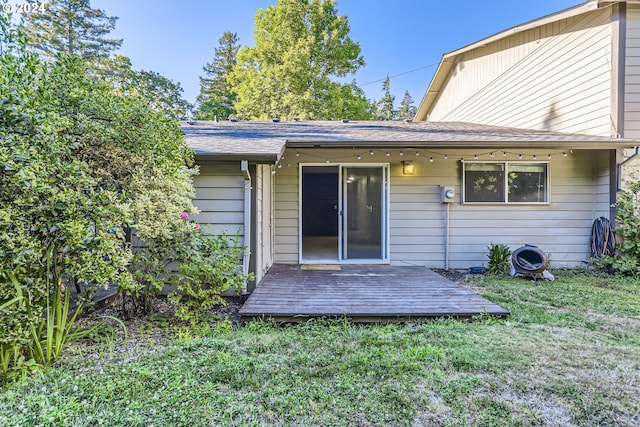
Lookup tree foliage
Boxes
[375,76,395,120]
[22,0,122,60]
[196,31,240,120]
[397,90,417,120]
[95,55,193,120]
[22,1,191,119]
[229,0,370,120]
[0,16,133,379]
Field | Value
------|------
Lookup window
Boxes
[463,162,548,204]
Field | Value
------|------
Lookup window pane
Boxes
[464,163,505,202]
[508,163,547,202]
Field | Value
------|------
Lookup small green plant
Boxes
[487,243,512,275]
[0,272,36,382]
[472,309,500,325]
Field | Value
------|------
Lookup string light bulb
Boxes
[370,150,374,156]
[444,154,448,160]
[399,150,404,156]
[429,157,433,163]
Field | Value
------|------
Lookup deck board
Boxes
[239,264,510,321]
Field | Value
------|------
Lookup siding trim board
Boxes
[612,2,627,137]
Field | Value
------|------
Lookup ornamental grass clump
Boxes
[487,243,512,276]
[1,270,125,384]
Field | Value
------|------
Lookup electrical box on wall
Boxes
[440,186,456,203]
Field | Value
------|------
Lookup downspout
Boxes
[617,146,639,190]
[241,160,252,278]
[444,203,450,270]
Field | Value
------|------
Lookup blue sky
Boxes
[81,0,583,107]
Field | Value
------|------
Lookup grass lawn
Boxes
[1,270,638,426]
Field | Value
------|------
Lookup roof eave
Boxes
[284,140,635,150]
[194,152,280,162]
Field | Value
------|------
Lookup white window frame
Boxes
[462,161,550,205]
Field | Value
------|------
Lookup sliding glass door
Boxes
[342,166,386,261]
[300,164,388,263]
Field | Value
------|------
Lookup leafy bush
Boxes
[487,243,512,275]
[600,179,640,276]
[0,15,196,379]
[127,211,251,324]
[171,229,250,326]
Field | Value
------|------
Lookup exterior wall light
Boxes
[402,161,415,175]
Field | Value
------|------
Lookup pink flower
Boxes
[180,212,189,219]
[194,224,200,230]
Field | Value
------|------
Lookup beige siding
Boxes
[625,5,640,138]
[254,164,274,282]
[273,148,611,269]
[273,160,299,263]
[430,8,613,137]
[193,163,245,244]
[623,6,640,181]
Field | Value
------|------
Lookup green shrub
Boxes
[600,179,640,276]
[170,228,250,326]
[126,212,251,324]
[487,243,512,275]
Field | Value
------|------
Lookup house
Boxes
[414,0,640,177]
[183,0,639,290]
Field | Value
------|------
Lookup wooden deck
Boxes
[239,264,510,321]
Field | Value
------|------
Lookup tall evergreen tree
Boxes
[22,0,122,60]
[196,31,240,120]
[375,76,395,120]
[229,0,369,120]
[397,90,417,120]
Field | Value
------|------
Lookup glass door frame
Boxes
[298,163,390,264]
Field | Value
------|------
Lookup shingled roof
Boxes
[182,120,636,162]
